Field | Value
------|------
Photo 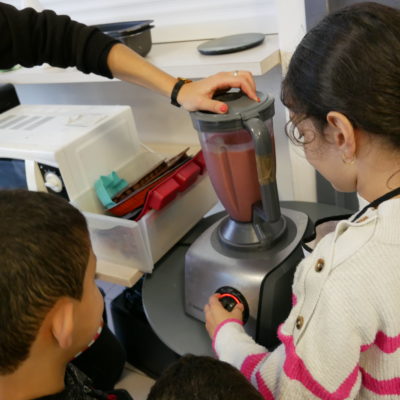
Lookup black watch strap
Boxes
[170,78,192,107]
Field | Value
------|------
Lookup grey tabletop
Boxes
[142,201,352,356]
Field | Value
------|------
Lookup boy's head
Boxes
[0,190,103,375]
[147,354,263,400]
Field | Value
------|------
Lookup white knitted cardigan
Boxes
[213,198,400,399]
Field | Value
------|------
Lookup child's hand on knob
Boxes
[204,294,244,338]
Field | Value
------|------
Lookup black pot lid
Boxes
[95,20,154,36]
[198,33,265,55]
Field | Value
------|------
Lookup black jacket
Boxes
[0,2,118,77]
[33,364,133,400]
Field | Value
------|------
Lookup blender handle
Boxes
[243,117,281,222]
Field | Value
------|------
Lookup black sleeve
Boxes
[0,2,120,78]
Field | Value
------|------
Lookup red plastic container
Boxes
[108,151,206,220]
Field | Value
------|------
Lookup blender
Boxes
[184,90,309,349]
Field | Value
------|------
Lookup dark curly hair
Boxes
[147,354,263,400]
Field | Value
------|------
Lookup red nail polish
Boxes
[220,104,228,113]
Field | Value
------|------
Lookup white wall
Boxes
[14,65,295,201]
[277,0,316,202]
[11,0,278,43]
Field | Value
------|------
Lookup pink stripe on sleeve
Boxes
[255,370,275,400]
[360,343,373,352]
[361,368,400,395]
[375,331,400,353]
[360,330,400,354]
[240,352,268,380]
[292,294,298,307]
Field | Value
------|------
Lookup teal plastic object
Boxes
[95,171,128,209]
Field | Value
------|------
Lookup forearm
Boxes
[107,43,177,97]
[106,43,258,112]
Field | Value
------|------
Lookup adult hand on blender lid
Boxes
[174,70,259,114]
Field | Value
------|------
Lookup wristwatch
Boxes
[170,77,192,107]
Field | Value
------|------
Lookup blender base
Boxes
[184,207,309,349]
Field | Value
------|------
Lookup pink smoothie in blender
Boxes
[200,129,261,222]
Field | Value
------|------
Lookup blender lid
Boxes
[190,90,274,132]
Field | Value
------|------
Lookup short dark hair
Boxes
[147,354,263,400]
[281,2,400,147]
[0,190,90,374]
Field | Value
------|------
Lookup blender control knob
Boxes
[219,294,238,312]
[215,286,249,324]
